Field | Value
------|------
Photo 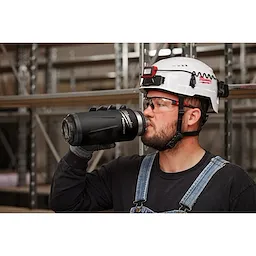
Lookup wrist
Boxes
[69,145,93,159]
[63,149,90,169]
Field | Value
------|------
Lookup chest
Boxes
[145,175,229,212]
[120,165,230,212]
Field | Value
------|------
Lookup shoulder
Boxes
[211,155,255,192]
[205,153,252,182]
[220,161,256,210]
[223,161,255,185]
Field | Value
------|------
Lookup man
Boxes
[49,57,256,212]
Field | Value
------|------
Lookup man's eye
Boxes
[156,101,166,107]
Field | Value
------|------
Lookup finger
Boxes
[89,106,97,111]
[119,105,127,109]
[107,105,116,110]
[97,106,108,111]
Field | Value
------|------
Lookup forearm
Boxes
[49,149,113,212]
[49,150,90,212]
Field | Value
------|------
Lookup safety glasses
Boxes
[143,97,197,112]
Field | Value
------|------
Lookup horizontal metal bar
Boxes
[59,74,116,83]
[0,88,140,108]
[1,43,104,52]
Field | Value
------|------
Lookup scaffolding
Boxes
[0,43,256,210]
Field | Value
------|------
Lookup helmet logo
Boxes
[199,76,212,84]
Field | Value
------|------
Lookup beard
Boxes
[141,120,178,151]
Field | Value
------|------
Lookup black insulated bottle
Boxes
[61,107,146,146]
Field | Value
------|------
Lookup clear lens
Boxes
[143,97,177,112]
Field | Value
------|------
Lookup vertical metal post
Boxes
[224,44,233,161]
[69,49,76,92]
[134,43,140,53]
[46,48,57,94]
[114,43,122,158]
[144,43,151,64]
[191,43,197,58]
[240,43,247,168]
[45,46,58,183]
[17,45,28,187]
[182,43,197,58]
[240,43,246,84]
[249,126,254,173]
[241,114,247,168]
[29,43,38,209]
[122,43,129,89]
[115,43,122,90]
[45,47,53,93]
[70,69,76,92]
[139,43,145,156]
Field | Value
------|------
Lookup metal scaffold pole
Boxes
[29,43,38,209]
[224,44,233,161]
[114,43,123,158]
[240,43,248,168]
[45,46,58,183]
[139,43,145,156]
[182,43,197,58]
[122,43,129,89]
[16,45,29,186]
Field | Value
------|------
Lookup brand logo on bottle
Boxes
[119,110,133,134]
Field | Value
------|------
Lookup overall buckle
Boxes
[133,200,145,213]
[179,203,191,213]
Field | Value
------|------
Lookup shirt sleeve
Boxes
[230,183,256,212]
[228,165,256,212]
[49,150,113,212]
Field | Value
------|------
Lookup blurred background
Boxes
[0,43,255,212]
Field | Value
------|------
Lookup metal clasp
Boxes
[179,203,191,213]
[133,200,145,213]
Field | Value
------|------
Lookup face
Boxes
[141,90,180,151]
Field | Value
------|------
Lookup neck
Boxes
[159,136,205,173]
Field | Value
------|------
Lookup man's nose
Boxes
[143,105,154,117]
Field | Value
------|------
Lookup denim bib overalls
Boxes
[130,152,229,213]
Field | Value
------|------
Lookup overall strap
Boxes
[133,152,157,205]
[179,156,229,212]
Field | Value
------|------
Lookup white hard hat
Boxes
[139,57,221,113]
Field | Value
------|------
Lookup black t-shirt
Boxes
[49,150,256,212]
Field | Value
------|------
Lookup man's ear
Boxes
[186,108,202,126]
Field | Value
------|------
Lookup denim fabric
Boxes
[130,153,228,213]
